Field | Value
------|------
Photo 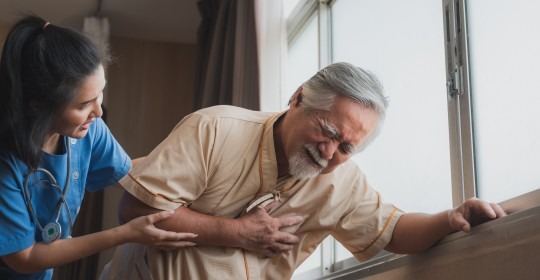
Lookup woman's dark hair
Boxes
[0,15,108,169]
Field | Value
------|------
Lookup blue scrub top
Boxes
[0,118,131,280]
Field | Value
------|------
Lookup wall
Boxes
[98,35,196,270]
[0,21,8,42]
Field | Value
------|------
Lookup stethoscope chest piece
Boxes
[42,222,62,243]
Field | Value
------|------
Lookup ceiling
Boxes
[0,0,201,44]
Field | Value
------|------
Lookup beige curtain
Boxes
[194,0,260,110]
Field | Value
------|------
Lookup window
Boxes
[466,0,540,203]
[285,2,321,276]
[284,13,319,109]
[331,0,452,262]
[276,0,540,278]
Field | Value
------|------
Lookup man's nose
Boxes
[318,141,339,160]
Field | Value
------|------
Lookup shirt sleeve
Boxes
[120,112,214,211]
[85,118,131,192]
[0,158,36,256]
[332,172,404,261]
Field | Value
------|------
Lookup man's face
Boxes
[280,93,379,179]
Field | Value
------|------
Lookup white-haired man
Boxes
[101,62,505,279]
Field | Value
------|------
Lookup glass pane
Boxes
[283,0,302,19]
[286,13,321,275]
[284,14,319,109]
[467,0,540,203]
[331,0,451,261]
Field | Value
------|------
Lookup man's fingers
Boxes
[261,248,279,258]
[277,215,304,228]
[449,210,470,233]
[467,198,505,219]
[274,231,300,245]
[262,200,279,212]
[453,216,471,233]
[461,222,471,233]
[270,242,294,252]
[472,201,497,219]
[491,203,507,218]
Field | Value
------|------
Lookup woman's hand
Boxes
[124,210,198,250]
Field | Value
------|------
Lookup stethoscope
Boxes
[23,137,73,243]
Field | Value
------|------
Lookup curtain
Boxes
[82,17,111,103]
[194,0,260,110]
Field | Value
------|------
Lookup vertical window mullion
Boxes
[318,0,332,68]
[442,0,476,207]
[318,0,335,275]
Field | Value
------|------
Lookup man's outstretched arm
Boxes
[385,197,506,254]
[118,190,303,257]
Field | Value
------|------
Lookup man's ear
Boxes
[289,87,303,107]
[295,92,303,107]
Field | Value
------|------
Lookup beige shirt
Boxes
[101,105,403,280]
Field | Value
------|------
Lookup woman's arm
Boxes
[1,210,196,274]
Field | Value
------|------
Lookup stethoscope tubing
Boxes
[22,137,73,242]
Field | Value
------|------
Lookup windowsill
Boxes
[308,188,540,280]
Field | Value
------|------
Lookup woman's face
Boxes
[53,64,105,139]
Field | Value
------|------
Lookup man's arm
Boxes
[119,190,303,257]
[385,197,506,254]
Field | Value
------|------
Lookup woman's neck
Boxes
[42,133,62,154]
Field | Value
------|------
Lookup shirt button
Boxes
[73,171,79,180]
[70,138,77,145]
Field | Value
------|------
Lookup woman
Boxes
[0,16,196,279]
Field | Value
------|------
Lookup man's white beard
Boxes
[288,143,328,179]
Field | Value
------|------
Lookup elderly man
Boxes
[101,62,505,279]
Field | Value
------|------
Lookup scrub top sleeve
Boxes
[0,159,36,256]
[86,118,131,192]
[122,112,215,211]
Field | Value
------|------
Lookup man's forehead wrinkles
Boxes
[323,123,338,134]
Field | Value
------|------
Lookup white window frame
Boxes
[443,0,477,206]
[287,0,540,279]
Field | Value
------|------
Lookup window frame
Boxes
[443,0,477,207]
[286,0,540,279]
